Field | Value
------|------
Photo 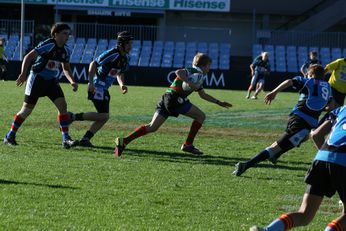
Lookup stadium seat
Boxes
[331,47,342,61]
[320,47,331,66]
[298,46,308,67]
[252,44,262,58]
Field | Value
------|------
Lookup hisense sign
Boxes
[170,0,230,12]
[110,0,230,12]
[47,0,108,6]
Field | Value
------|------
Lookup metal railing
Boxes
[255,30,346,48]
[70,22,232,43]
[0,19,34,37]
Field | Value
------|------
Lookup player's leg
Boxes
[53,96,77,148]
[253,194,322,231]
[181,104,205,155]
[75,94,111,147]
[246,74,257,99]
[115,111,167,157]
[324,162,346,230]
[253,79,264,99]
[4,72,40,145]
[4,102,35,145]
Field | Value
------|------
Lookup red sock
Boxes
[326,220,343,231]
[279,214,294,230]
[58,113,70,140]
[184,120,202,146]
[124,125,147,145]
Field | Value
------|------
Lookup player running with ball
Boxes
[114,53,232,157]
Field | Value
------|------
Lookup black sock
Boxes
[246,149,270,168]
[75,113,84,121]
[83,130,94,140]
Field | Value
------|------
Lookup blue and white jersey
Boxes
[31,38,71,80]
[252,55,271,73]
[315,106,346,167]
[301,58,321,74]
[93,47,129,90]
[291,76,332,128]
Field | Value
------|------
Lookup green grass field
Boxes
[0,81,341,230]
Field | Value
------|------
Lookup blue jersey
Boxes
[301,58,321,73]
[252,55,271,72]
[31,38,71,80]
[291,76,332,128]
[315,106,346,167]
[93,46,129,90]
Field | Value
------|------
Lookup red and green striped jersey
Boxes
[166,67,203,97]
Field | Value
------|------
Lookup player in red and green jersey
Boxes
[114,53,232,157]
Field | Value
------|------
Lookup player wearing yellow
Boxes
[325,58,346,106]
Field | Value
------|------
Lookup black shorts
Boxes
[88,90,110,113]
[276,114,312,151]
[305,160,346,202]
[156,92,192,118]
[24,73,64,105]
[331,86,345,106]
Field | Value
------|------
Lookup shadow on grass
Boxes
[0,179,79,190]
[78,145,311,172]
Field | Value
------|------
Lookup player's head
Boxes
[307,64,324,79]
[51,23,71,38]
[193,52,212,74]
[309,51,318,60]
[117,31,133,53]
[261,52,269,61]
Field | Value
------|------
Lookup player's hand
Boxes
[121,85,128,94]
[217,101,232,108]
[264,91,276,105]
[71,82,78,92]
[16,73,27,87]
[88,82,95,93]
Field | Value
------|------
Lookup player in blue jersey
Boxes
[3,23,78,149]
[250,105,346,231]
[246,52,271,100]
[70,31,133,147]
[300,51,321,77]
[233,64,333,176]
[114,53,232,157]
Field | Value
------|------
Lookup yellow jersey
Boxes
[326,58,346,94]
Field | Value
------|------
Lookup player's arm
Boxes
[300,63,307,76]
[198,89,232,108]
[264,79,293,105]
[324,59,339,74]
[116,73,127,94]
[311,119,333,149]
[87,61,97,93]
[249,63,255,76]
[16,49,37,87]
[175,69,199,91]
[62,62,78,92]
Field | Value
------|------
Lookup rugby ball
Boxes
[182,73,204,91]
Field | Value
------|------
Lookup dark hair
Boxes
[50,23,71,38]
[308,64,324,79]
[117,31,134,45]
[310,51,318,56]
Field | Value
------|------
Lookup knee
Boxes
[99,113,109,122]
[198,112,206,123]
[18,107,33,119]
[145,124,158,133]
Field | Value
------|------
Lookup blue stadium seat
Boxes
[320,47,331,66]
[298,46,308,67]
[331,47,342,61]
[197,42,208,53]
[252,44,262,58]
